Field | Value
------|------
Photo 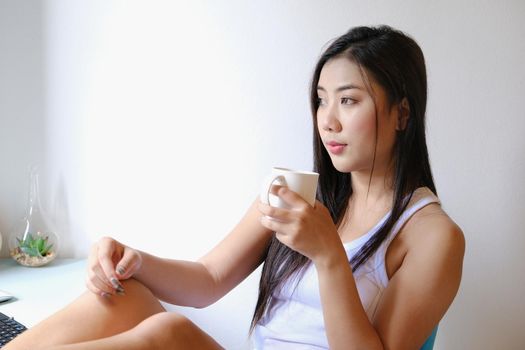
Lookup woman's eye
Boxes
[341,97,356,105]
[317,97,327,106]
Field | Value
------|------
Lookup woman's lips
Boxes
[326,141,347,155]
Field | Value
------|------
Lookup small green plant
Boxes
[16,233,53,257]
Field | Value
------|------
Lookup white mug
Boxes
[260,167,319,208]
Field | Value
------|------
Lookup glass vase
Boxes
[8,166,60,267]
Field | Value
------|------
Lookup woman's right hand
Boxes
[86,236,143,297]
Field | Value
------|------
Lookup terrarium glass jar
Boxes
[8,166,60,267]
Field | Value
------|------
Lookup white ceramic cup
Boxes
[260,167,319,208]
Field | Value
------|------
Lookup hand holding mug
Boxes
[258,167,341,263]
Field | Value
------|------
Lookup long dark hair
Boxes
[251,25,436,330]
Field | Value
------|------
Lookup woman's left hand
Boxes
[258,186,343,265]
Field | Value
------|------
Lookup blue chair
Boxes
[420,326,438,350]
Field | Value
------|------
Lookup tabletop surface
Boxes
[0,258,87,327]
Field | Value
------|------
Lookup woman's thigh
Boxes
[37,312,224,350]
[4,278,166,349]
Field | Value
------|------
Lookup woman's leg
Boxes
[44,312,224,350]
[4,278,165,349]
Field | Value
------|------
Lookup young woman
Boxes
[6,25,465,350]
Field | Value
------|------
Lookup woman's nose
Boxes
[320,104,342,132]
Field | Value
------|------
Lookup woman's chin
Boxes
[330,158,368,174]
[331,161,354,174]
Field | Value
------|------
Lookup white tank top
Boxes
[253,187,440,349]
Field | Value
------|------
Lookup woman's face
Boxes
[316,57,399,175]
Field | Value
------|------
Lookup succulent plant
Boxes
[16,233,53,257]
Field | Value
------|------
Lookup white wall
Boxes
[0,1,46,252]
[1,0,524,349]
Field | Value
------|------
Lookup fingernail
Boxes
[116,287,126,296]
[110,277,124,291]
[100,292,111,298]
[116,266,126,275]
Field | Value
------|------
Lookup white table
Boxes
[0,258,87,328]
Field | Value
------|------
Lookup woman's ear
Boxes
[396,97,410,131]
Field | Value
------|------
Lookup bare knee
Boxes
[73,279,161,325]
[10,278,166,349]
[134,312,193,343]
[133,312,222,349]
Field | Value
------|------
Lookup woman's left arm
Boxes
[259,187,465,350]
[371,209,465,349]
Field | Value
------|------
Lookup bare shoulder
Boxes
[402,203,465,261]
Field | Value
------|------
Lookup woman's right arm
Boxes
[86,199,273,308]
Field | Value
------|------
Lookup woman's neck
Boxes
[337,169,395,238]
[349,168,395,214]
